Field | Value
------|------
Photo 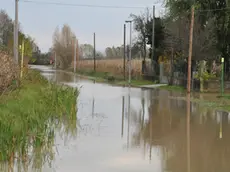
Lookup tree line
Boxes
[0,9,50,65]
[130,0,230,84]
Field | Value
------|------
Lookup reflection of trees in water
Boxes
[132,90,186,148]
[163,112,230,172]
[132,89,230,172]
[0,111,78,172]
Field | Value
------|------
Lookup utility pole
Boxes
[187,6,195,93]
[14,0,19,64]
[73,37,76,73]
[123,24,126,81]
[54,51,57,69]
[151,5,155,75]
[93,32,96,72]
[129,23,132,86]
[125,20,132,86]
[20,39,24,78]
[76,39,79,70]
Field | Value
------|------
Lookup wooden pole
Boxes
[187,6,195,93]
[20,40,24,78]
[151,5,155,76]
[93,33,96,72]
[72,38,74,71]
[76,39,79,70]
[73,38,76,73]
[14,0,19,64]
[123,24,126,80]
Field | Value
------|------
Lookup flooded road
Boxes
[6,65,230,171]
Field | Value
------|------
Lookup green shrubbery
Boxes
[0,70,78,170]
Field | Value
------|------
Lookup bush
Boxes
[0,51,19,92]
[107,75,115,82]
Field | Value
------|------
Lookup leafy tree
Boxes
[0,10,13,47]
[18,33,34,58]
[0,9,40,65]
[146,17,165,62]
[130,8,151,60]
[79,44,94,59]
[105,47,113,58]
[130,9,165,64]
[165,0,230,77]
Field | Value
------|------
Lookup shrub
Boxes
[0,51,19,92]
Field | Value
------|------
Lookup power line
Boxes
[196,7,230,12]
[21,0,152,9]
[21,1,230,12]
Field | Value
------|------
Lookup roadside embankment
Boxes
[66,68,158,88]
[0,66,78,163]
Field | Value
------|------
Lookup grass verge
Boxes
[158,85,185,92]
[74,69,156,87]
[169,96,230,112]
[0,70,78,165]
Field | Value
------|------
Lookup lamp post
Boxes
[125,20,132,86]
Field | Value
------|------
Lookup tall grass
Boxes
[0,70,78,171]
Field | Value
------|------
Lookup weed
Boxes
[0,70,78,169]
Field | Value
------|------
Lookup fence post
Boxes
[221,57,224,96]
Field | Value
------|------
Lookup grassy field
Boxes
[77,58,145,78]
[159,85,185,92]
[0,70,78,169]
[75,69,156,87]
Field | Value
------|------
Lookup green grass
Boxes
[217,94,230,99]
[75,69,156,87]
[0,70,78,166]
[159,85,185,92]
[171,96,230,112]
[116,80,157,86]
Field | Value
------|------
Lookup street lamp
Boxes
[125,20,132,86]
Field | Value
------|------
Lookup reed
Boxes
[0,69,78,170]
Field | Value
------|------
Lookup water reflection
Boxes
[121,96,125,138]
[7,65,230,171]
[0,115,77,172]
[131,89,230,172]
[127,87,131,150]
[187,93,191,172]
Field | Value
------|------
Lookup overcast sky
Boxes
[1,0,165,53]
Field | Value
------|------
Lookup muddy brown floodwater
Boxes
[5,65,230,172]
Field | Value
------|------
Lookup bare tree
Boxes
[52,24,76,69]
[164,16,218,61]
[79,44,94,59]
[130,8,151,60]
[163,15,218,90]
